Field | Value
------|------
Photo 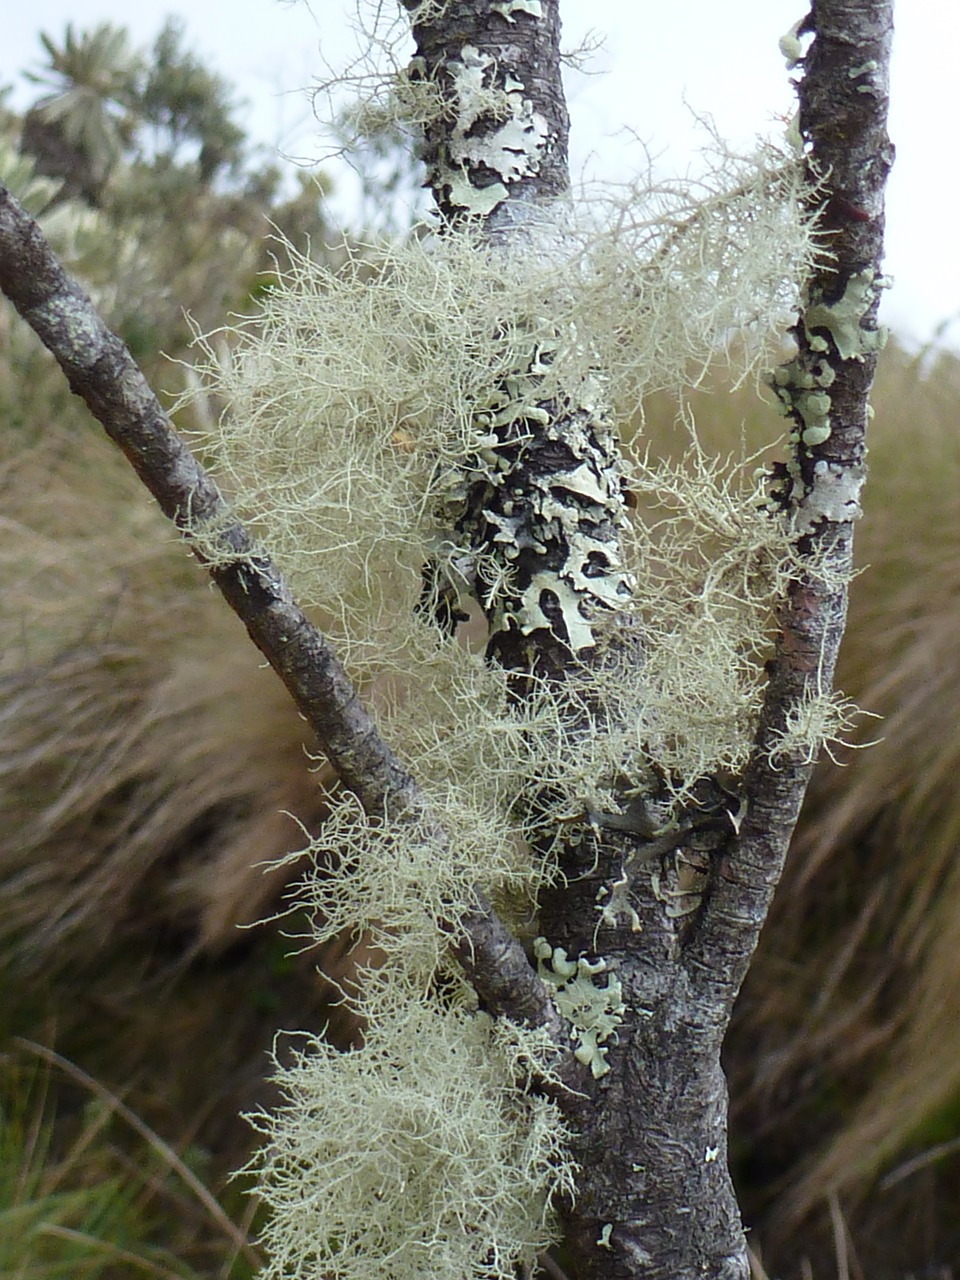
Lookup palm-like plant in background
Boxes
[22,23,142,205]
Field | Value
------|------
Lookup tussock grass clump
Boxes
[694,341,960,1276]
[0,419,330,968]
[772,343,960,1214]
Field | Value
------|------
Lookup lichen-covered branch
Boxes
[398,3,893,1279]
[0,176,563,1047]
[402,4,751,1278]
[402,0,568,228]
[2,0,895,1273]
[693,0,894,1005]
[403,0,632,685]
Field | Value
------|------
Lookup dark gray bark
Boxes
[404,1,893,1277]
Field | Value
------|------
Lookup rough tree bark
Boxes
[0,1,893,1277]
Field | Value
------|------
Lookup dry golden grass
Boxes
[0,405,363,1215]
[775,346,960,1216]
[630,341,960,1275]
[1,417,333,969]
[710,342,960,1277]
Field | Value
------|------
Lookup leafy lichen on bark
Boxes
[697,0,894,1001]
[404,2,765,1276]
[403,2,894,1278]
[403,0,568,224]
[402,0,632,682]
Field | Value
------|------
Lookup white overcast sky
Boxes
[3,1,954,346]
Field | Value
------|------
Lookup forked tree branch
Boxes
[1,0,895,1270]
[0,179,568,1052]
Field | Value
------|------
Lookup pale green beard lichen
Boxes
[767,686,868,768]
[246,980,575,1280]
[190,136,825,1280]
[192,150,814,676]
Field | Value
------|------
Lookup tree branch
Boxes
[0,177,566,1051]
[693,0,894,1004]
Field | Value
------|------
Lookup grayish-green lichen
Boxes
[794,460,866,535]
[534,939,625,1078]
[773,269,888,451]
[595,859,642,933]
[438,45,550,215]
[33,295,102,368]
[848,59,879,89]
[803,270,888,361]
[445,169,508,216]
[801,420,832,447]
[492,0,543,20]
[779,18,804,69]
[784,109,803,154]
[772,358,834,448]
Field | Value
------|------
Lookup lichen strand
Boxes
[191,147,817,826]
[195,136,823,1280]
[406,0,568,221]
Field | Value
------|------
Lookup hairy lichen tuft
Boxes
[247,981,574,1280]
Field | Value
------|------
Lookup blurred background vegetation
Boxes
[2,18,959,1280]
